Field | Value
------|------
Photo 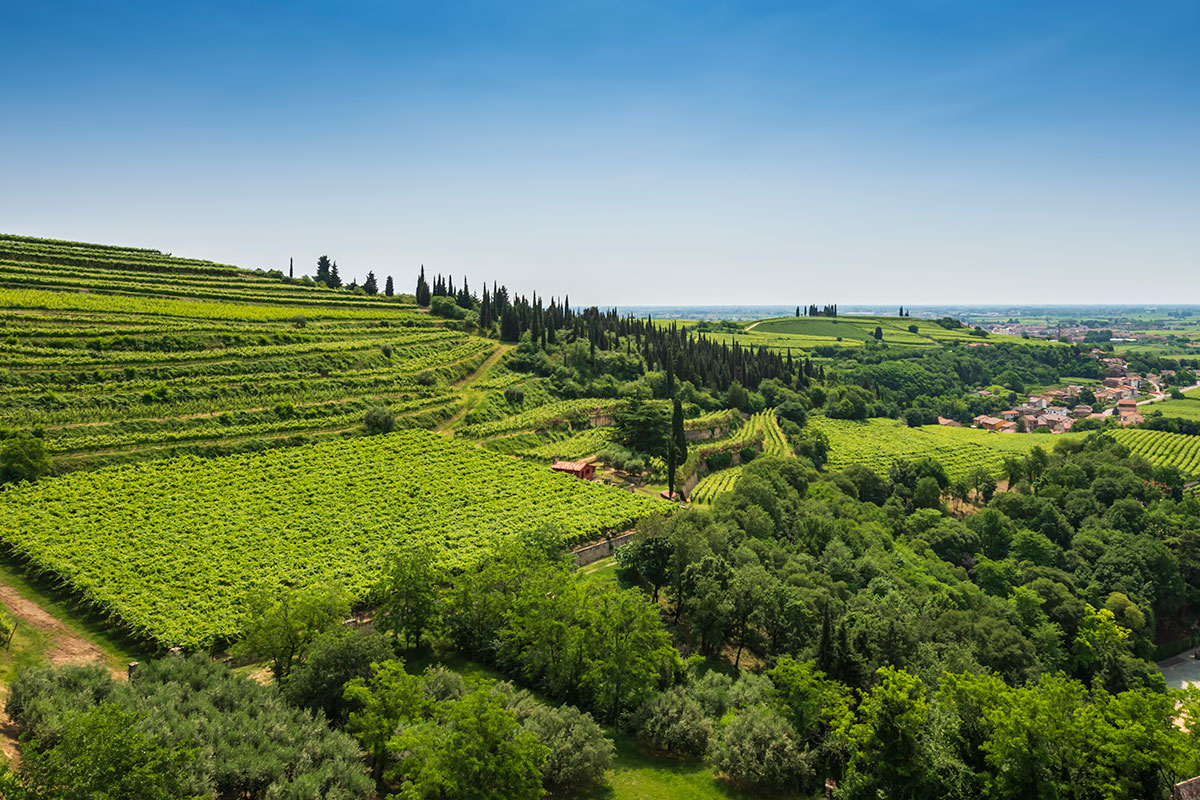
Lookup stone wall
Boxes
[684,426,728,442]
[1174,776,1200,800]
[573,530,636,566]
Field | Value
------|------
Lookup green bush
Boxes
[364,405,396,435]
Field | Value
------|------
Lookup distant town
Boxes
[948,350,1180,434]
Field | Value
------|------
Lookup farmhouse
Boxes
[551,459,596,480]
[938,416,962,428]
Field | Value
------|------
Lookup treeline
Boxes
[798,304,839,317]
[414,267,805,400]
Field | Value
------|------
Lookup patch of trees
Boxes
[1,655,374,798]
[0,428,52,484]
[608,437,1200,795]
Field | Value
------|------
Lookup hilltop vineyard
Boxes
[0,235,493,469]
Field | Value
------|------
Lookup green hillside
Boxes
[0,234,492,469]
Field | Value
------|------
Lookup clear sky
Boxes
[2,1,1197,305]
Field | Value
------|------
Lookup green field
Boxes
[0,235,490,470]
[1147,398,1200,422]
[810,416,1075,480]
[699,314,1049,353]
[0,429,669,648]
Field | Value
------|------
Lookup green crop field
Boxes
[0,430,669,648]
[809,416,1075,481]
[0,235,497,470]
[1147,398,1200,422]
[1110,428,1200,478]
[698,314,1050,354]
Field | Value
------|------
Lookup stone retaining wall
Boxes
[573,531,636,566]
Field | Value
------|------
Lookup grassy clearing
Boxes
[598,733,775,800]
[578,556,621,583]
[1149,398,1200,422]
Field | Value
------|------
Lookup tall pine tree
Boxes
[363,271,378,295]
[315,255,332,285]
[415,266,430,306]
[384,275,394,296]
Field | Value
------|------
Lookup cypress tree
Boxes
[364,271,378,295]
[384,275,394,296]
[328,261,342,288]
[415,266,430,306]
[668,397,688,501]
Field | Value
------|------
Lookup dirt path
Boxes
[436,345,512,433]
[0,584,118,672]
[0,581,124,766]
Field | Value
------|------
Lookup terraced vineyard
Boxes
[688,410,792,503]
[809,416,1075,481]
[691,466,743,503]
[1110,428,1200,477]
[0,235,494,468]
[0,430,670,648]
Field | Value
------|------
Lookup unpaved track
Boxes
[0,579,125,766]
[0,583,115,670]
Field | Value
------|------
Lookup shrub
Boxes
[415,370,437,386]
[777,401,808,427]
[290,314,308,328]
[504,385,526,405]
[633,688,712,756]
[521,703,614,791]
[364,405,396,435]
[422,665,467,702]
[706,451,733,472]
[0,431,53,485]
[708,706,809,790]
[430,296,466,319]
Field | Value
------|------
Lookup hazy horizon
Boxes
[2,1,1197,304]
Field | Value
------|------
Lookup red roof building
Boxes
[551,460,596,480]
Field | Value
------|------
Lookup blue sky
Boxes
[2,1,1197,304]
